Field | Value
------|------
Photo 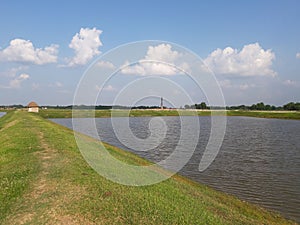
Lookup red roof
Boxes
[27,101,39,107]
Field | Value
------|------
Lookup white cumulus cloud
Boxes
[95,60,115,69]
[67,27,103,66]
[204,43,276,77]
[219,79,256,90]
[0,39,58,65]
[103,84,116,91]
[9,73,30,88]
[96,84,116,92]
[121,44,190,76]
[296,52,300,59]
[0,66,28,78]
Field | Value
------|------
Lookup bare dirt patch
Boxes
[31,132,58,198]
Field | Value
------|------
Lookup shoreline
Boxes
[34,108,300,120]
[0,111,297,224]
[50,114,300,222]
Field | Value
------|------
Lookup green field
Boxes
[0,111,296,224]
[36,108,300,120]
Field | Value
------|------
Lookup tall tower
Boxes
[160,97,163,109]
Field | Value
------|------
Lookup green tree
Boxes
[256,102,265,110]
[265,104,271,110]
[283,102,300,110]
[200,102,207,109]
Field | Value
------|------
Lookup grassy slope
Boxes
[226,110,300,120]
[38,108,300,120]
[38,109,205,118]
[0,111,296,224]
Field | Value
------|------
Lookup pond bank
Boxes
[37,109,300,120]
[0,111,296,224]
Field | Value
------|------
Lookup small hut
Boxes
[27,101,39,113]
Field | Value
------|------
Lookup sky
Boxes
[0,0,299,106]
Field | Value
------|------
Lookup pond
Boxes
[0,112,6,118]
[51,116,300,222]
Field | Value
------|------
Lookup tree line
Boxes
[184,102,300,111]
[1,102,299,111]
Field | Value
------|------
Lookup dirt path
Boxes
[33,131,58,199]
[4,129,91,224]
[4,130,57,224]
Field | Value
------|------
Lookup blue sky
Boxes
[0,0,299,106]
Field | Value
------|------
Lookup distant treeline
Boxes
[0,104,162,110]
[227,102,300,111]
[185,101,300,111]
[72,105,163,110]
[1,102,299,111]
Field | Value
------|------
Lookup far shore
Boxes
[29,108,300,120]
[1,108,299,120]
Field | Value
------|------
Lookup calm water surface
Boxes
[51,116,300,222]
[0,112,6,118]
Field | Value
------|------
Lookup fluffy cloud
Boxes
[296,53,300,59]
[145,44,180,62]
[9,73,30,88]
[121,44,189,76]
[103,85,116,91]
[0,39,58,65]
[0,66,28,78]
[95,60,115,69]
[67,27,102,66]
[204,43,276,77]
[219,79,256,90]
[96,84,116,92]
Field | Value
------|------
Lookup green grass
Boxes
[226,110,300,120]
[38,108,207,118]
[38,108,300,120]
[0,111,41,222]
[0,111,296,224]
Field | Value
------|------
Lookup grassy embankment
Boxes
[38,108,300,120]
[226,110,300,120]
[38,109,205,118]
[0,111,296,224]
